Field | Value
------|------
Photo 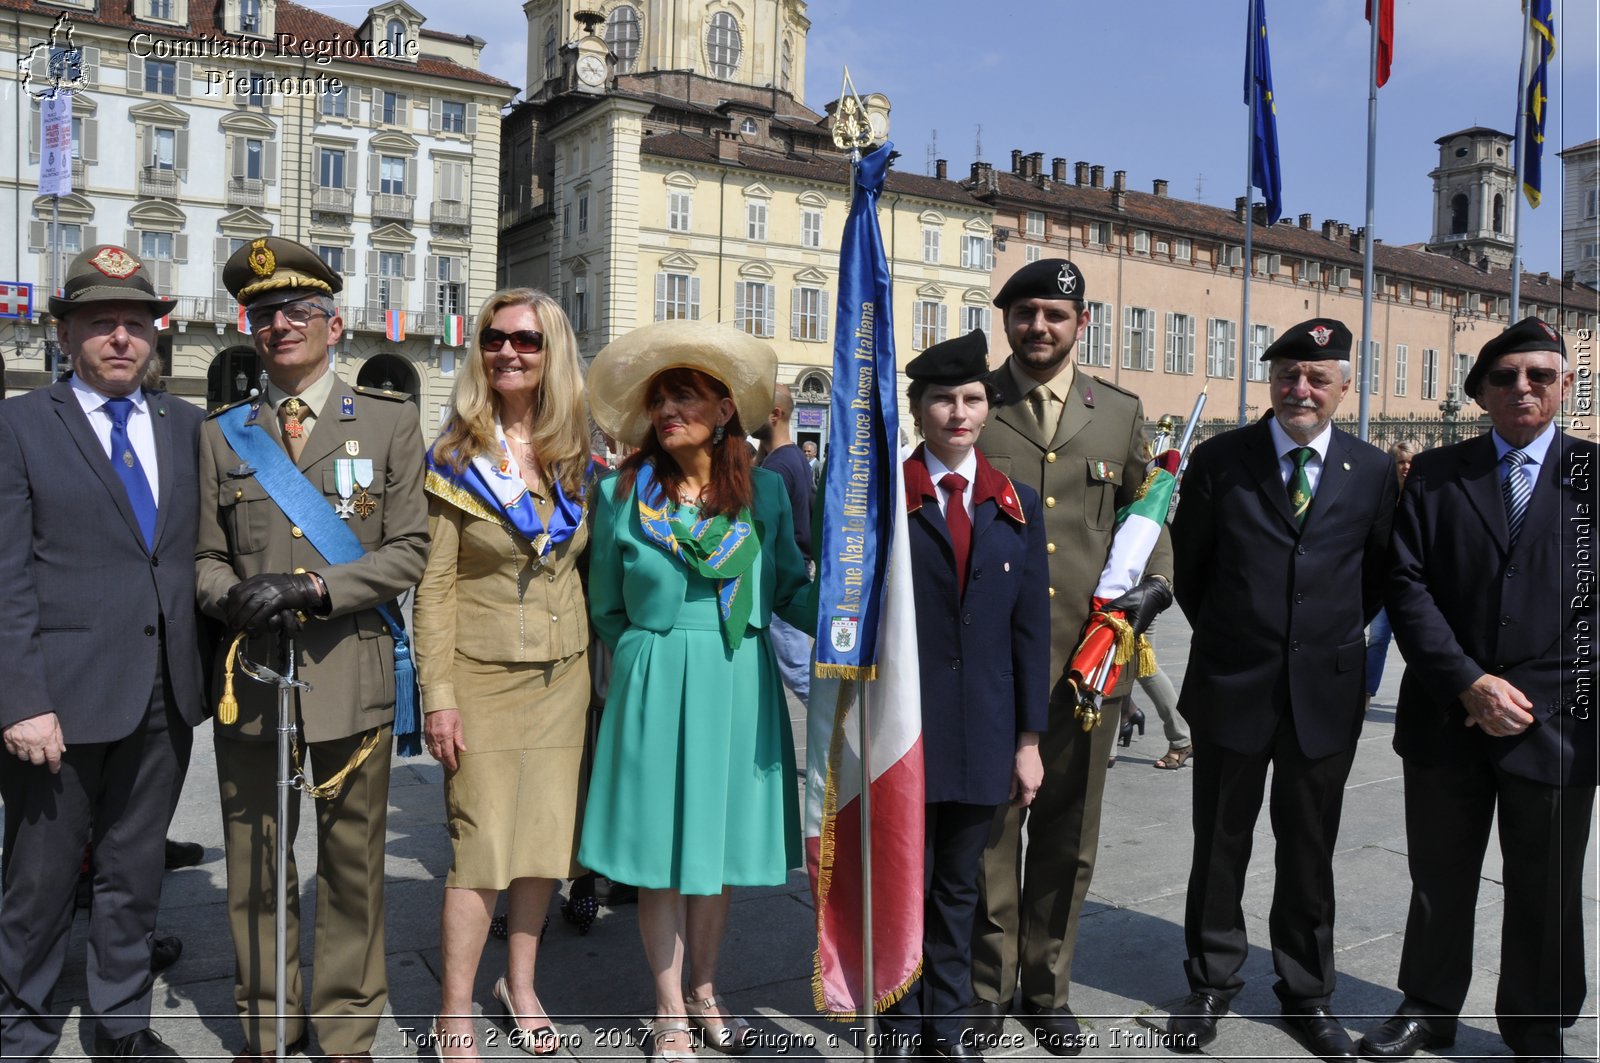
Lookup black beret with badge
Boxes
[905,330,989,386]
[48,244,178,319]
[1464,316,1568,398]
[223,236,343,307]
[1261,317,1353,361]
[992,258,1086,309]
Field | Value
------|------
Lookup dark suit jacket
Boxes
[1173,416,1396,759]
[905,447,1051,805]
[0,381,208,741]
[1388,430,1597,788]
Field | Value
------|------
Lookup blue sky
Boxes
[405,0,1598,277]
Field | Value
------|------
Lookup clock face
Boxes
[577,55,606,86]
[867,111,888,140]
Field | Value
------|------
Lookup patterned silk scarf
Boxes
[424,420,585,557]
[634,461,760,650]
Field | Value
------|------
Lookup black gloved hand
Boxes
[223,573,323,635]
[1104,575,1173,637]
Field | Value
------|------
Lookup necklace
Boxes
[505,430,533,445]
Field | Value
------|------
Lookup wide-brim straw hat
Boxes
[588,319,777,448]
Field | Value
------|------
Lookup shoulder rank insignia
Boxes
[341,395,355,416]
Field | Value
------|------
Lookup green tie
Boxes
[1289,447,1315,525]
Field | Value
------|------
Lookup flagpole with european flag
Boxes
[1240,0,1282,426]
[1511,0,1554,317]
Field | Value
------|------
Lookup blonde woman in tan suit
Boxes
[415,289,594,1060]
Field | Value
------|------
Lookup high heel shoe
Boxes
[494,976,560,1056]
[1118,708,1146,747]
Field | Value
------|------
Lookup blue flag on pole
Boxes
[813,142,898,680]
[1522,0,1555,208]
[1244,0,1283,225]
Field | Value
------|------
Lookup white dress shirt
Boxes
[1267,415,1332,494]
[71,375,160,498]
[922,446,978,521]
[1491,421,1556,501]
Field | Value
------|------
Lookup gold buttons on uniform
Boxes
[234,489,243,500]
[1045,496,1057,508]
[1046,452,1058,463]
[1046,543,1057,554]
[291,526,304,538]
[1048,587,1057,598]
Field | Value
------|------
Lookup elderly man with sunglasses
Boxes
[1358,317,1594,1063]
[196,237,428,1062]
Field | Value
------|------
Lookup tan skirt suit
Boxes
[414,489,590,888]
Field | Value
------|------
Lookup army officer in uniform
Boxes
[195,237,428,1062]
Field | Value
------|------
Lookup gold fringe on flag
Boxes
[813,662,879,681]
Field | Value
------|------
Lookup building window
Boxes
[240,0,261,33]
[780,38,792,92]
[746,200,767,241]
[961,305,990,337]
[655,272,699,320]
[1206,318,1237,379]
[379,155,406,194]
[738,117,758,135]
[386,18,406,52]
[1121,306,1154,371]
[734,281,775,338]
[1024,244,1042,263]
[1587,187,1600,219]
[1367,341,1381,395]
[1087,221,1110,246]
[1025,211,1044,238]
[1164,312,1196,375]
[604,6,641,73]
[578,192,589,234]
[1449,193,1469,235]
[912,300,947,350]
[706,12,741,79]
[1079,301,1112,367]
[563,204,571,239]
[1394,343,1408,396]
[148,0,173,17]
[801,208,822,248]
[145,58,177,94]
[241,137,263,179]
[570,276,589,332]
[318,148,345,188]
[140,230,173,261]
[1132,230,1150,254]
[375,251,406,310]
[1421,348,1439,400]
[544,26,558,81]
[1174,237,1192,262]
[439,100,466,134]
[922,226,940,264]
[961,235,994,271]
[317,245,346,274]
[150,127,177,169]
[434,256,462,317]
[321,85,349,117]
[1430,287,1442,308]
[668,190,692,232]
[792,286,828,341]
[1247,323,1273,381]
[380,91,404,125]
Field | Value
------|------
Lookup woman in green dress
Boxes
[582,321,812,1062]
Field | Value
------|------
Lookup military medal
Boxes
[350,458,377,519]
[281,398,306,439]
[333,459,358,520]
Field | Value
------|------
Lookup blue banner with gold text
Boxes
[813,142,898,680]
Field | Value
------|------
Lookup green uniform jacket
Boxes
[978,362,1174,690]
[195,378,429,743]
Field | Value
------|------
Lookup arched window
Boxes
[1492,193,1505,233]
[544,25,558,81]
[605,6,641,74]
[1449,193,1469,235]
[706,12,741,80]
[386,19,406,52]
[780,38,792,92]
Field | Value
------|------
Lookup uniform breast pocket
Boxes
[220,480,272,554]
[985,453,1014,478]
[1085,458,1124,531]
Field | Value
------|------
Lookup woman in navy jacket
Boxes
[879,331,1052,1060]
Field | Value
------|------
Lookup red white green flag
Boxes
[443,314,466,347]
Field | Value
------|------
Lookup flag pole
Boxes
[1357,0,1381,441]
[856,671,876,1057]
[1238,0,1256,427]
[1509,2,1533,316]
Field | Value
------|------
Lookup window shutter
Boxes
[367,155,380,194]
[429,97,441,133]
[28,221,47,251]
[264,141,277,182]
[820,292,829,342]
[176,61,191,100]
[763,284,775,337]
[689,276,701,319]
[231,137,245,178]
[733,281,746,329]
[176,129,189,173]
[27,102,39,163]
[214,237,232,310]
[343,149,355,189]
[654,273,666,320]
[398,94,410,126]
[134,124,145,166]
[83,47,99,87]
[83,225,96,248]
[406,157,417,196]
[82,118,97,163]
[790,288,801,339]
[127,55,144,96]
[174,234,188,262]
[404,253,416,279]
[464,103,477,137]
[424,256,437,283]
[367,277,382,311]
[126,228,138,251]
[938,303,948,342]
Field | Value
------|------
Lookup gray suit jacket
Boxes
[0,380,208,740]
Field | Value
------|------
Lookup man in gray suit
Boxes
[0,245,207,1061]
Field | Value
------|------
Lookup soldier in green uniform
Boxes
[969,259,1174,1054]
[196,237,428,1062]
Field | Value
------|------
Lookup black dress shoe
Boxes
[877,1032,923,1058]
[1020,1002,1086,1057]
[1283,1007,1356,1062]
[967,998,1006,1040]
[95,1027,180,1062]
[164,839,204,870]
[1166,992,1227,1052]
[150,933,182,973]
[929,1038,983,1061]
[1356,1015,1454,1059]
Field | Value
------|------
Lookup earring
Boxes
[712,423,726,444]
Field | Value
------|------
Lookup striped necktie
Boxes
[1502,449,1532,544]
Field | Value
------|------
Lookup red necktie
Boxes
[940,472,971,594]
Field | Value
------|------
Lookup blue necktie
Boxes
[104,397,157,550]
[1503,449,1532,545]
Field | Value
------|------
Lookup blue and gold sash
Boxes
[425,423,584,557]
[634,461,760,650]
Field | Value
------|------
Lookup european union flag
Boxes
[1522,0,1555,208]
[1244,0,1283,225]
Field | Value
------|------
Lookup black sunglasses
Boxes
[1485,366,1561,388]
[480,328,544,354]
